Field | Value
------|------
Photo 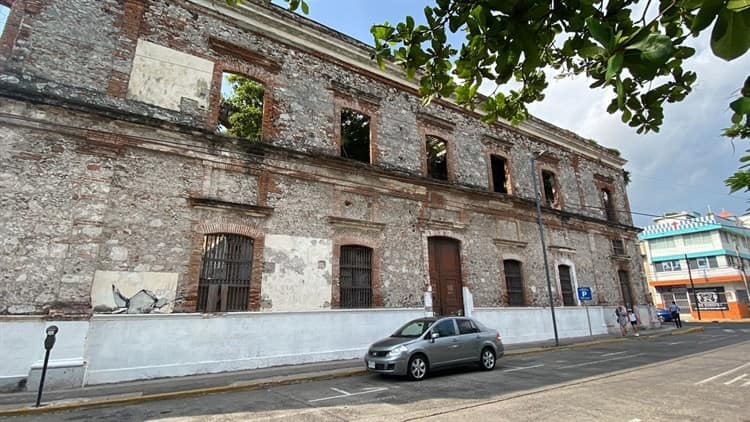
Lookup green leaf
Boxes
[711,8,750,60]
[730,97,750,114]
[606,52,624,81]
[585,16,613,48]
[580,45,605,58]
[727,0,750,12]
[630,34,674,65]
[691,0,724,33]
[300,0,309,15]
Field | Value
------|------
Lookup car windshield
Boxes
[392,319,435,338]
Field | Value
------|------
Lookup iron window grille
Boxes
[197,233,254,312]
[503,260,525,306]
[339,245,373,308]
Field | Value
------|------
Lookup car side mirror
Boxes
[430,332,439,342]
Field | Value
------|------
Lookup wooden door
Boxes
[428,237,464,316]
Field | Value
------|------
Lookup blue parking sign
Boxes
[577,287,592,301]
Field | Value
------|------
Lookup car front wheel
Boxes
[480,347,496,370]
[407,354,428,381]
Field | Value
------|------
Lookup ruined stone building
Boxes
[0,0,649,389]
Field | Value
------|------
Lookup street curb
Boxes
[0,368,366,417]
[0,326,707,417]
[647,326,704,338]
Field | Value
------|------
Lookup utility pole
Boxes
[531,152,559,347]
[684,253,701,321]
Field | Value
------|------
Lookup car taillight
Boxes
[496,331,502,341]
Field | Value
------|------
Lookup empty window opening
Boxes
[426,136,448,180]
[503,260,525,306]
[491,155,509,194]
[612,239,625,255]
[218,72,264,141]
[541,170,557,207]
[339,245,373,308]
[602,188,615,221]
[558,265,576,306]
[618,270,633,309]
[0,4,9,37]
[340,108,371,163]
[197,233,254,312]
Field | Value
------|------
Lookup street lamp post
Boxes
[531,152,559,347]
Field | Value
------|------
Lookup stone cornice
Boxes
[493,238,528,249]
[189,196,274,217]
[327,216,385,232]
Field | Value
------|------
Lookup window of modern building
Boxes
[688,256,718,269]
[649,237,676,253]
[425,135,448,180]
[683,232,713,248]
[217,72,265,141]
[197,233,254,312]
[340,108,371,163]
[503,260,525,306]
[541,170,557,207]
[558,265,576,306]
[612,239,626,255]
[490,155,509,194]
[339,245,373,308]
[656,260,682,272]
[601,188,615,221]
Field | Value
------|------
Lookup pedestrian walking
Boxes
[615,306,629,336]
[668,301,682,328]
[627,309,639,336]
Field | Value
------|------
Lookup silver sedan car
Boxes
[364,316,504,380]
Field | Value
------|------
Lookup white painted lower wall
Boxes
[475,306,618,343]
[0,306,648,389]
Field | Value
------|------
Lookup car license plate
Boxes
[367,360,375,369]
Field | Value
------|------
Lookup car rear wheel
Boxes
[480,347,496,371]
[407,354,428,381]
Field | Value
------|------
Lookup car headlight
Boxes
[387,345,408,356]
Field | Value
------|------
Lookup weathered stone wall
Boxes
[0,0,646,316]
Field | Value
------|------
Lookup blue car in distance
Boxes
[655,308,673,322]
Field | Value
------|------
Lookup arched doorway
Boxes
[428,237,464,316]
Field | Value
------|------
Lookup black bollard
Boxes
[35,325,58,408]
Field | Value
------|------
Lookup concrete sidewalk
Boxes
[0,325,702,417]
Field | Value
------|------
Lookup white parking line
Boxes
[723,329,736,333]
[308,387,388,403]
[558,353,644,369]
[601,351,628,357]
[667,341,684,345]
[502,364,545,372]
[695,362,750,385]
[724,374,747,385]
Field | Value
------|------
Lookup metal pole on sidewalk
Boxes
[684,254,701,321]
[35,326,58,408]
[531,152,559,347]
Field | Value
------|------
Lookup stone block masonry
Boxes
[0,0,646,318]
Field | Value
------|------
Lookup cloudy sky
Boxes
[2,2,746,227]
[294,1,750,228]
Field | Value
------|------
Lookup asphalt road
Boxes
[5,323,750,422]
